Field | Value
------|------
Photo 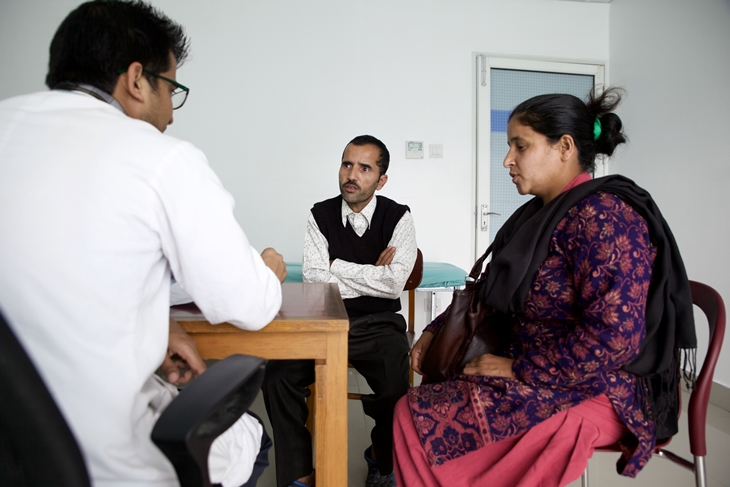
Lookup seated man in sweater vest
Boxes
[262,135,417,487]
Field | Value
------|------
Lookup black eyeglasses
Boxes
[118,68,190,110]
[143,69,190,110]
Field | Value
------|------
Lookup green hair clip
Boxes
[593,118,602,141]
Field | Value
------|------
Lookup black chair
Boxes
[0,308,265,487]
[152,354,266,487]
[0,309,91,487]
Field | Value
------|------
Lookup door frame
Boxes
[474,55,606,259]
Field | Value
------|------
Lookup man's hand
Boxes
[261,247,287,283]
[410,331,434,375]
[375,246,396,266]
[160,318,207,385]
[462,353,515,379]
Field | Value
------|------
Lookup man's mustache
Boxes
[342,180,360,189]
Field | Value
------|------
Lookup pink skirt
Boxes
[393,393,627,487]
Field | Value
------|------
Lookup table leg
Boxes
[314,330,348,487]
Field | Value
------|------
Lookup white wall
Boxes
[609,0,730,387]
[4,1,724,386]
[0,0,609,273]
[4,0,723,384]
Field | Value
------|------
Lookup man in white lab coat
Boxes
[0,1,285,486]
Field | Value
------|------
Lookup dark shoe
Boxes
[364,446,396,487]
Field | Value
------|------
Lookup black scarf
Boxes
[479,174,696,438]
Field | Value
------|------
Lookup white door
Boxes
[475,56,605,258]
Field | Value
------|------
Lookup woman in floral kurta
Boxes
[395,90,663,486]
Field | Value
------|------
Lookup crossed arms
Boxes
[302,211,417,299]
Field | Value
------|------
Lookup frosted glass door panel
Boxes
[488,69,594,242]
[474,57,604,258]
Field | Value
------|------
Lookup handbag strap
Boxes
[467,244,493,281]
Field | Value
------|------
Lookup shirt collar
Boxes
[341,196,377,228]
[560,172,593,194]
[54,82,126,114]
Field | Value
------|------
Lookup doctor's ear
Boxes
[117,62,146,103]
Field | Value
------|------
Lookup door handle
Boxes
[480,205,500,231]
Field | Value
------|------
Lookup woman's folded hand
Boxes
[463,353,516,379]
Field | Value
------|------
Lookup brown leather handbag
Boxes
[420,245,509,382]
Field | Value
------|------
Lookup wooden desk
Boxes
[170,282,349,487]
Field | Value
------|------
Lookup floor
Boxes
[248,370,730,487]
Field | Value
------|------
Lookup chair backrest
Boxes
[404,249,424,291]
[0,309,91,487]
[0,307,265,487]
[687,280,726,457]
[151,354,266,487]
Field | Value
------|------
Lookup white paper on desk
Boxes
[170,281,194,305]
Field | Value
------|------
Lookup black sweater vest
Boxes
[311,195,409,318]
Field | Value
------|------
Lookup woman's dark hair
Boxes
[46,0,190,94]
[346,135,391,175]
[508,87,627,172]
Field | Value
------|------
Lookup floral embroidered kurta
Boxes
[410,191,657,477]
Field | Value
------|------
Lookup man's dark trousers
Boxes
[262,311,410,487]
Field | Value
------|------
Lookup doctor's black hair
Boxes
[46,0,189,94]
[345,135,391,176]
[508,87,628,173]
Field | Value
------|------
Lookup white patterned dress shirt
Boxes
[302,196,417,300]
